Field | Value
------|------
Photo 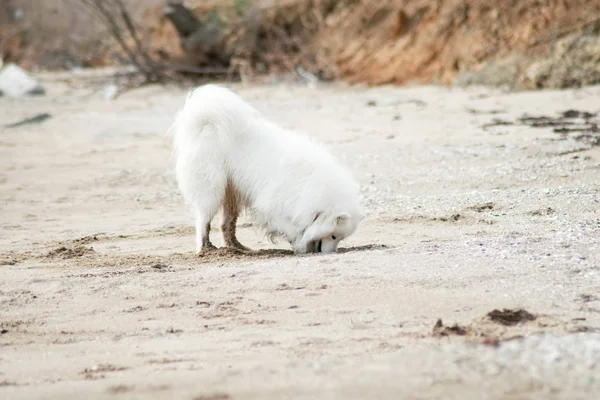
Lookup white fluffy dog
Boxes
[170,84,362,254]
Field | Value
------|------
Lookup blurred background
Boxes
[1,0,600,89]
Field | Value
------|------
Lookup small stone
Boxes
[103,84,119,101]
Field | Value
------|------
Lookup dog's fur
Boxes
[170,84,363,254]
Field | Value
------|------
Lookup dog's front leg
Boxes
[222,215,250,251]
[221,182,250,251]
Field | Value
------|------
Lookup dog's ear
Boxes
[336,213,350,225]
[296,212,336,252]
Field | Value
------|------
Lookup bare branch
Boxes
[75,0,164,83]
[113,0,156,70]
[75,0,238,86]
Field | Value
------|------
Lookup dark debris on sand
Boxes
[432,319,468,337]
[486,308,536,326]
[484,109,600,146]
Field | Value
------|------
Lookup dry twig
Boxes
[77,0,165,83]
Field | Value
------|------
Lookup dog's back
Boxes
[173,85,259,142]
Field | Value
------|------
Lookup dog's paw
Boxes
[231,243,251,252]
[197,244,217,256]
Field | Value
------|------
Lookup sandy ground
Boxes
[1,73,599,399]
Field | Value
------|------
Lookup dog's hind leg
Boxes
[221,181,250,251]
[196,219,216,253]
[189,173,227,254]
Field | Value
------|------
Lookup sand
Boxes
[1,74,599,399]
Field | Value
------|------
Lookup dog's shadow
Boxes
[337,244,389,254]
[190,244,389,263]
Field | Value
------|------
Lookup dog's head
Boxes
[293,209,363,254]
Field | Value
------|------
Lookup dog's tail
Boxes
[171,84,259,140]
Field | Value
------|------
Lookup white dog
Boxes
[170,84,362,254]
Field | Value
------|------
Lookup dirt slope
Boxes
[317,0,600,87]
[3,0,600,88]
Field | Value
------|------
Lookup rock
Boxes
[164,2,201,38]
[0,63,46,97]
[523,32,600,89]
[103,84,120,101]
[453,57,522,89]
[296,66,319,88]
[181,20,228,64]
